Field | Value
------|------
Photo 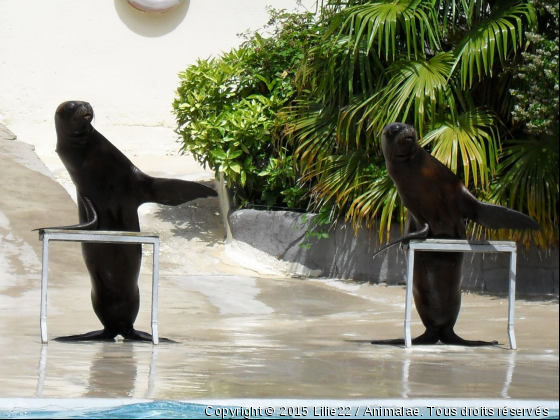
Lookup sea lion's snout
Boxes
[69,102,94,122]
[381,123,418,160]
[80,103,94,123]
[55,101,94,138]
[388,123,404,135]
[383,123,416,141]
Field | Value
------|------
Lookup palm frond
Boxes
[484,136,559,247]
[358,52,456,137]
[348,174,402,242]
[420,108,499,188]
[451,1,537,87]
[306,149,371,211]
[334,0,440,60]
[437,0,497,30]
[283,101,339,175]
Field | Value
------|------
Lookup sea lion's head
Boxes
[55,101,94,139]
[381,123,418,162]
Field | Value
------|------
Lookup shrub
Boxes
[511,0,559,137]
[173,8,317,209]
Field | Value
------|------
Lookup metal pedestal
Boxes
[403,239,518,349]
[38,229,160,345]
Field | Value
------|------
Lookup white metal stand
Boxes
[403,239,518,350]
[38,229,160,345]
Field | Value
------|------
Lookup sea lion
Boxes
[37,100,218,342]
[372,122,539,346]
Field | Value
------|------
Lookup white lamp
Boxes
[126,0,183,13]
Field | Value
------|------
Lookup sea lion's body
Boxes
[40,101,217,342]
[376,123,538,346]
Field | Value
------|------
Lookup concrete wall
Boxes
[228,209,559,296]
[0,0,313,158]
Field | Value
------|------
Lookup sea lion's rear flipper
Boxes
[460,187,539,230]
[123,329,177,343]
[371,222,429,259]
[54,329,116,342]
[33,196,98,232]
[370,338,406,346]
[139,174,218,206]
[371,330,440,346]
[440,329,499,347]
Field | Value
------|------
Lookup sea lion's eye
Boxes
[65,102,76,111]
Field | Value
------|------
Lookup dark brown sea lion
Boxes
[373,122,539,346]
[37,100,218,342]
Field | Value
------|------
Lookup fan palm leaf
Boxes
[306,149,372,211]
[283,102,338,175]
[354,52,456,138]
[437,0,493,31]
[420,108,499,188]
[348,174,402,241]
[451,1,536,87]
[483,136,559,247]
[332,0,440,60]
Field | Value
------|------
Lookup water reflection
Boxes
[35,342,158,398]
[85,343,138,397]
[501,351,516,399]
[400,349,518,398]
[35,345,47,397]
[146,346,158,399]
[401,351,412,398]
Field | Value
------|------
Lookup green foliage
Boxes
[284,0,557,247]
[174,0,557,248]
[486,136,559,248]
[493,0,560,248]
[173,8,317,208]
[299,206,334,249]
[510,0,559,137]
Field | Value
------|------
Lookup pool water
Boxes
[1,402,208,419]
[0,402,558,419]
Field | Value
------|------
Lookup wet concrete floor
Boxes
[0,136,558,401]
[0,275,558,400]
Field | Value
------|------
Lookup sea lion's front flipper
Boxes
[139,173,218,206]
[460,187,539,230]
[371,222,430,259]
[33,195,98,232]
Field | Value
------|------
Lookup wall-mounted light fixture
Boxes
[126,0,183,13]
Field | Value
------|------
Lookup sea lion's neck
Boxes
[393,148,418,163]
[55,126,97,179]
[56,125,95,148]
[387,144,424,169]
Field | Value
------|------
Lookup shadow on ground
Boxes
[153,196,224,246]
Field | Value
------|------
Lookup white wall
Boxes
[0,0,314,158]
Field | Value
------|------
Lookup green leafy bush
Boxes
[282,0,557,248]
[511,0,559,137]
[173,1,557,249]
[173,8,317,209]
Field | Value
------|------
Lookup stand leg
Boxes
[40,238,49,344]
[404,248,415,349]
[151,240,160,345]
[508,250,517,350]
